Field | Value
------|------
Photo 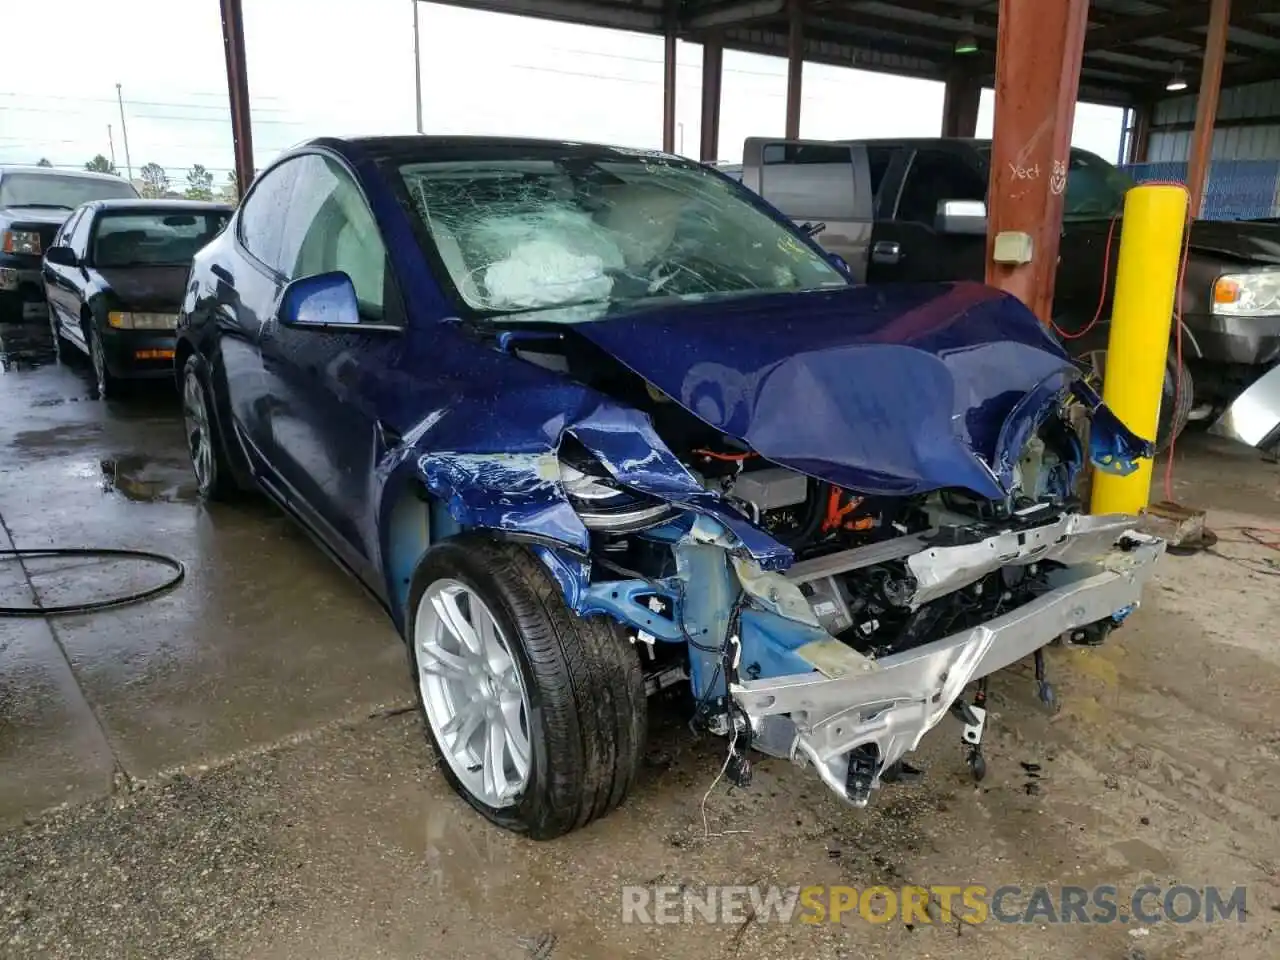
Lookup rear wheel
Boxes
[407,535,647,839]
[181,356,240,501]
[1074,336,1193,451]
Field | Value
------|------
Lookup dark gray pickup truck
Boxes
[0,166,139,324]
[722,137,1280,452]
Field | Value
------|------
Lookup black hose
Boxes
[0,548,186,617]
[770,479,829,548]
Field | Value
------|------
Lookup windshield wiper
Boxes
[7,202,74,210]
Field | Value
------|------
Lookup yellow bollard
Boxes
[1089,184,1188,516]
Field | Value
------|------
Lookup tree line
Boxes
[79,154,238,202]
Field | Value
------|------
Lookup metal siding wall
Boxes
[1150,80,1280,163]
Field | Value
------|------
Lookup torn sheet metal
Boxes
[417,451,588,550]
[906,512,1135,608]
[1068,379,1154,473]
[731,533,1164,806]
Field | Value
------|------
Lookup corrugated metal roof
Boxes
[434,0,1280,105]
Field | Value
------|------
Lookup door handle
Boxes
[871,241,902,265]
[210,264,233,284]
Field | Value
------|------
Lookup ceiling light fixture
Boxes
[955,15,979,55]
[1166,61,1188,92]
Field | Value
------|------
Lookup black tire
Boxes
[87,323,123,399]
[48,310,69,362]
[407,535,647,839]
[1072,334,1194,452]
[181,355,240,502]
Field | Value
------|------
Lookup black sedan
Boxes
[42,199,231,397]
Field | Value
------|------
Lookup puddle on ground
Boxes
[101,454,198,503]
[0,322,57,371]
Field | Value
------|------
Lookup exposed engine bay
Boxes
[514,324,1089,661]
[440,318,1165,808]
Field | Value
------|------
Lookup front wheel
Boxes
[1074,339,1194,452]
[407,535,647,839]
[48,310,69,362]
[87,325,122,399]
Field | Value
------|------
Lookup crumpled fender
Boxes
[1069,379,1156,471]
[991,373,1154,489]
[405,384,794,570]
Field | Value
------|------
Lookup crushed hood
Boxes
[572,282,1123,500]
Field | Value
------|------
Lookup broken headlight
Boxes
[559,454,678,533]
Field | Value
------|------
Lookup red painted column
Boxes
[984,0,1090,323]
[941,62,982,138]
[662,5,678,153]
[219,0,255,197]
[785,0,803,139]
[700,41,723,162]
[1186,0,1231,218]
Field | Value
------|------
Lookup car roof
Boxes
[87,198,232,212]
[310,135,685,165]
[0,165,134,183]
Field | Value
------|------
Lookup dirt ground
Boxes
[1,320,1278,959]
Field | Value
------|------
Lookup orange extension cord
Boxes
[1047,184,1279,562]
[1048,181,1193,503]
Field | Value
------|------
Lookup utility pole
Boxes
[107,124,116,169]
[412,0,424,134]
[115,83,133,182]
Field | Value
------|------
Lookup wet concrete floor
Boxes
[1,319,1278,959]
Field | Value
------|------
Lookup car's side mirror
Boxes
[827,252,851,275]
[936,199,988,236]
[45,245,78,267]
[280,271,360,329]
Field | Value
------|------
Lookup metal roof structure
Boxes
[438,0,1280,106]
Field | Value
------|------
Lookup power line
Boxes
[0,91,286,111]
[0,104,306,125]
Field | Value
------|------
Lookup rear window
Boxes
[0,172,137,209]
[92,211,230,267]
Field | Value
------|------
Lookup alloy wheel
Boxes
[48,313,62,362]
[89,329,107,398]
[183,369,215,493]
[415,579,532,808]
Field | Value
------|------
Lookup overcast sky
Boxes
[2,0,1125,182]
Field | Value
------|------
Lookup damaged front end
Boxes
[411,284,1165,808]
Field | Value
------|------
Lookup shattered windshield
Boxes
[396,154,847,315]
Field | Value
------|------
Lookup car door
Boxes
[43,207,86,335]
[221,158,303,471]
[260,152,405,593]
[740,137,875,282]
[867,145,988,284]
